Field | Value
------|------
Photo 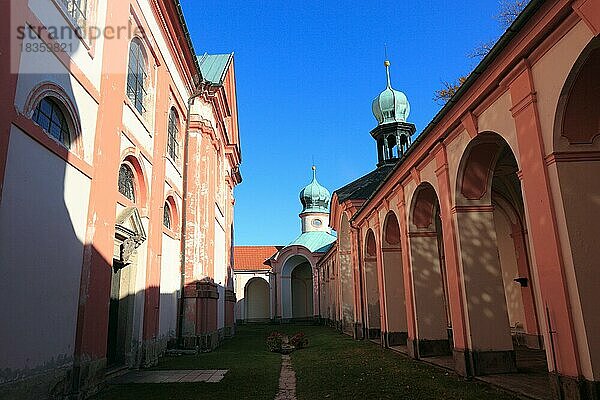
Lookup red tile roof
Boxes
[233,246,281,271]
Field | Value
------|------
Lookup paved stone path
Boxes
[110,369,228,384]
[274,354,297,400]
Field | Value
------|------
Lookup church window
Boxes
[127,39,147,115]
[167,108,180,161]
[32,96,72,149]
[118,164,136,202]
[163,202,172,229]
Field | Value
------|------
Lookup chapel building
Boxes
[0,1,242,398]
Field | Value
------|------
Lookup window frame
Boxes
[167,107,180,162]
[163,202,172,229]
[59,0,88,29]
[118,163,137,203]
[126,38,148,115]
[32,96,73,149]
[25,82,83,157]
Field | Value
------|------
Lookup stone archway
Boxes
[455,132,545,375]
[381,211,408,347]
[363,229,380,339]
[553,36,600,381]
[408,183,452,359]
[280,253,314,321]
[245,277,270,321]
[291,263,313,319]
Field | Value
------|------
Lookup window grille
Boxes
[60,0,87,28]
[32,97,71,149]
[163,202,172,229]
[118,164,136,202]
[167,108,180,161]
[127,40,148,115]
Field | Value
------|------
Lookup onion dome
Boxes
[299,166,331,214]
[372,60,410,125]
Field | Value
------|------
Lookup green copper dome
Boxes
[372,60,410,125]
[300,167,330,214]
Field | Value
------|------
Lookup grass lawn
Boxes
[91,324,282,400]
[290,326,519,400]
[92,324,519,400]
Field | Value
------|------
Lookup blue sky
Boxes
[180,0,506,245]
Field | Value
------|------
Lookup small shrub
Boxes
[266,331,284,352]
[290,332,308,349]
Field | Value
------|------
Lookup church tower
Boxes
[371,60,416,166]
[299,166,331,234]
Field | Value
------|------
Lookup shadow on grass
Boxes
[290,326,520,400]
[91,324,520,400]
[91,325,283,400]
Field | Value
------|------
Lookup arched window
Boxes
[163,202,172,229]
[118,164,136,202]
[32,96,72,149]
[127,39,147,114]
[167,108,179,161]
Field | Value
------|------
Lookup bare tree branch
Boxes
[468,40,496,60]
[496,0,528,29]
[433,76,468,104]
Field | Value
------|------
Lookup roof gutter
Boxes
[350,0,545,223]
[174,0,203,84]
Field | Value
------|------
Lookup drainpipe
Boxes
[177,81,207,347]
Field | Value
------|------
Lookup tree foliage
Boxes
[434,0,529,104]
[433,76,468,103]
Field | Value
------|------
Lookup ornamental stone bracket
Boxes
[113,207,147,271]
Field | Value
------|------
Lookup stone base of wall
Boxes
[353,322,364,340]
[551,373,600,400]
[180,331,221,352]
[224,325,235,338]
[383,331,408,347]
[407,338,451,358]
[367,328,381,340]
[141,339,163,368]
[512,332,544,350]
[0,364,75,400]
[453,348,517,376]
[342,320,353,336]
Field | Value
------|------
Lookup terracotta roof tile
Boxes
[233,246,281,271]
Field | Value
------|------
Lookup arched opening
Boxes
[291,263,313,319]
[553,36,600,378]
[382,211,408,347]
[280,254,314,320]
[409,183,452,359]
[338,213,355,335]
[456,132,546,376]
[387,134,398,158]
[245,278,270,322]
[364,229,381,339]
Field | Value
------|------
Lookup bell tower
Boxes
[371,60,416,167]
[299,166,331,234]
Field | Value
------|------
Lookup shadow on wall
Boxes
[0,24,180,398]
[0,10,92,395]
